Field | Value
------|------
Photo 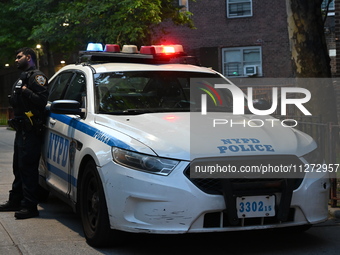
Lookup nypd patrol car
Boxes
[39,43,330,247]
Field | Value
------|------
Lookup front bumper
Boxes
[100,161,330,234]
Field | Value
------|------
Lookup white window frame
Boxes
[179,0,189,12]
[222,46,262,77]
[227,0,253,18]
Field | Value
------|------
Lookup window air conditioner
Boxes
[244,65,257,76]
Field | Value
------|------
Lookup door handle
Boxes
[49,118,57,126]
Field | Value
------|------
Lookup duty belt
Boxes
[8,117,30,132]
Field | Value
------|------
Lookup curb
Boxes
[328,205,340,219]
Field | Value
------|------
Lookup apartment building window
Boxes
[227,0,252,18]
[322,0,335,16]
[321,0,335,10]
[222,46,262,77]
[179,0,189,12]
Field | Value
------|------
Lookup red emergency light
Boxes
[139,46,156,55]
[104,44,120,52]
[140,45,184,55]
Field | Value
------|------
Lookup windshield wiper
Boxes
[101,106,233,115]
[101,109,152,115]
[102,108,191,115]
[123,109,153,115]
[189,105,233,113]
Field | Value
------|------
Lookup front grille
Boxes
[184,155,305,195]
[203,208,295,228]
[185,155,304,225]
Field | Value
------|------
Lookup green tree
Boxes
[0,0,194,76]
[0,0,37,65]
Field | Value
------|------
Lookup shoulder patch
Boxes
[35,75,47,86]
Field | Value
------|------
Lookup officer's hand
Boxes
[22,86,27,90]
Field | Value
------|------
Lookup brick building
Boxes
[335,0,340,75]
[155,0,337,79]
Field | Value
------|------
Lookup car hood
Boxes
[94,112,316,161]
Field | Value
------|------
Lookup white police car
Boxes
[39,43,330,247]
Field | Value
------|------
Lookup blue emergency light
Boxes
[86,43,103,51]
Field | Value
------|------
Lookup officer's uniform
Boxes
[8,67,48,211]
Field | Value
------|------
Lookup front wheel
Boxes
[79,160,120,247]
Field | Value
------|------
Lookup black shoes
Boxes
[14,208,39,219]
[0,200,39,219]
[0,200,21,212]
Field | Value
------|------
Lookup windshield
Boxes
[94,71,234,115]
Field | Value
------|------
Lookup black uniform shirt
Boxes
[10,67,49,118]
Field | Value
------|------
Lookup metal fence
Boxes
[279,116,340,207]
[241,85,340,206]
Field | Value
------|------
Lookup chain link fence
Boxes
[293,119,339,207]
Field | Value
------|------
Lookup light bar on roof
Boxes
[86,43,185,55]
[80,43,194,64]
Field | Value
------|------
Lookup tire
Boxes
[79,160,117,247]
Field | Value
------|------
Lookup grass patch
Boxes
[0,113,8,125]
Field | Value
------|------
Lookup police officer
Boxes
[0,47,48,219]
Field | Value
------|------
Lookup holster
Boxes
[8,117,34,132]
[8,118,23,131]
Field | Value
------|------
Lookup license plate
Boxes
[236,195,275,218]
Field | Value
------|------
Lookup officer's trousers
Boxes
[9,129,41,209]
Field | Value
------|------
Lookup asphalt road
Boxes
[1,126,340,255]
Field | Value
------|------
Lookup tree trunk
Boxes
[286,0,338,124]
[43,41,55,78]
[286,0,338,166]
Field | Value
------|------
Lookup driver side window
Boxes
[48,72,73,102]
[63,73,87,107]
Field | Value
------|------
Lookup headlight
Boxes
[302,147,324,164]
[112,148,179,176]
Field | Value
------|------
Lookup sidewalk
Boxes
[0,127,103,254]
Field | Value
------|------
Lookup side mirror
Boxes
[50,100,85,118]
